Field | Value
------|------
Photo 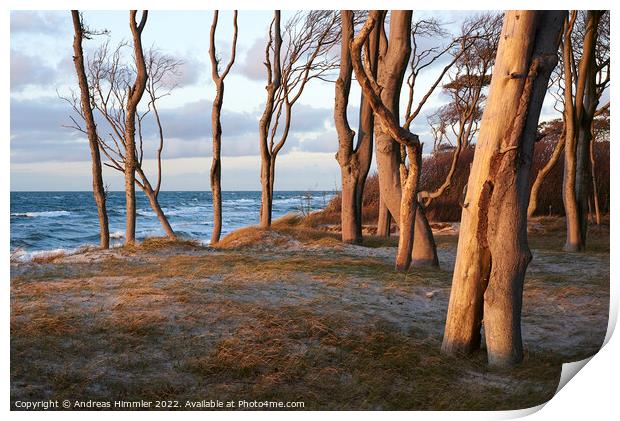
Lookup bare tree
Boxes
[408,14,500,267]
[351,10,423,271]
[442,10,565,367]
[422,13,499,203]
[70,10,110,249]
[121,10,149,244]
[335,10,379,244]
[562,11,605,251]
[259,10,341,228]
[529,11,609,222]
[209,10,238,244]
[562,11,607,250]
[66,39,181,241]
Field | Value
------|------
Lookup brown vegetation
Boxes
[11,216,608,409]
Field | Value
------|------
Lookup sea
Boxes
[10,191,335,259]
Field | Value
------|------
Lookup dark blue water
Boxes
[10,191,334,256]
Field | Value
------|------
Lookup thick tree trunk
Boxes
[563,11,600,251]
[372,11,438,266]
[124,10,148,245]
[335,10,361,243]
[376,198,391,237]
[412,204,439,267]
[442,11,564,367]
[340,174,361,243]
[374,11,410,229]
[71,11,110,249]
[335,10,379,244]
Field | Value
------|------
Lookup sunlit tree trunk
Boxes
[70,11,110,249]
[412,205,439,266]
[376,198,391,237]
[442,10,564,367]
[527,128,565,217]
[351,10,422,272]
[373,11,410,230]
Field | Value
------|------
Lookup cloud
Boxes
[11,95,336,164]
[238,37,267,81]
[10,11,68,35]
[10,50,60,89]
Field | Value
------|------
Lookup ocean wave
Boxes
[11,210,71,218]
[11,247,77,263]
[110,231,125,239]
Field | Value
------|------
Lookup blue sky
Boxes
[10,10,563,191]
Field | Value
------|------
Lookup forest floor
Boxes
[10,215,609,410]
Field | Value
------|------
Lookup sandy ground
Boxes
[10,222,609,410]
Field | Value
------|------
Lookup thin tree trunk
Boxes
[442,11,564,367]
[145,189,176,239]
[135,168,176,239]
[395,146,421,270]
[590,139,601,225]
[208,11,238,243]
[527,130,565,217]
[124,10,149,245]
[258,11,282,229]
[71,11,110,249]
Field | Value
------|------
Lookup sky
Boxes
[10,10,564,191]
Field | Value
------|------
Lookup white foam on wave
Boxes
[11,247,77,263]
[11,210,71,218]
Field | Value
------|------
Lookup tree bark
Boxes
[350,10,422,272]
[563,11,601,251]
[258,11,282,228]
[395,146,422,270]
[71,11,110,249]
[335,11,379,244]
[373,11,410,231]
[124,10,148,245]
[412,204,439,266]
[371,11,439,266]
[209,10,238,243]
[442,11,564,367]
[376,198,391,237]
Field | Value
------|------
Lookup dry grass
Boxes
[10,222,609,410]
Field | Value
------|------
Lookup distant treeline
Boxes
[324,140,610,223]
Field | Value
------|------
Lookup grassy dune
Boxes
[10,216,609,410]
